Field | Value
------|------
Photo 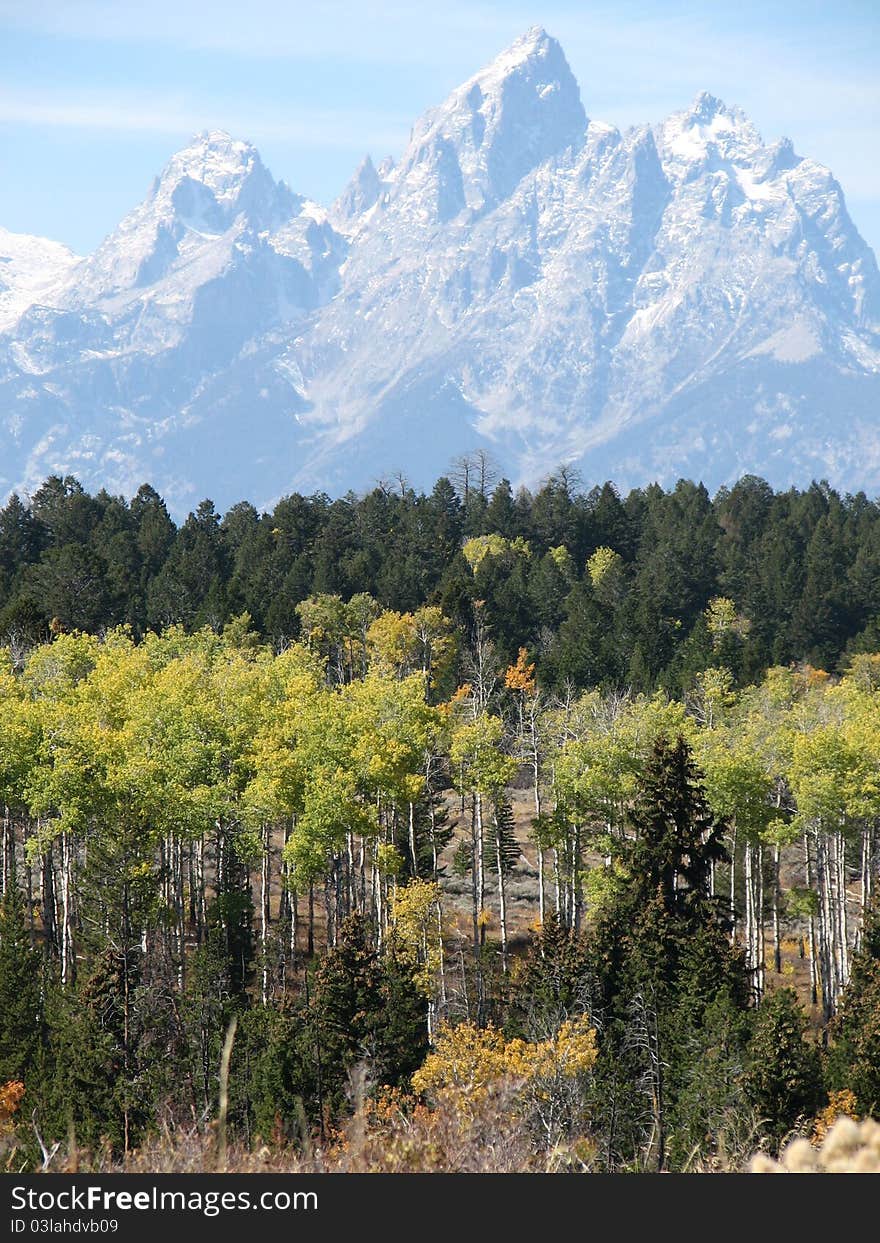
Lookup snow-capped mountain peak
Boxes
[64,131,303,309]
[0,28,879,513]
[392,25,587,218]
[151,130,301,230]
[657,92,764,172]
[0,227,81,333]
[331,155,383,229]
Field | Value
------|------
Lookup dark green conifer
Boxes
[744,987,825,1146]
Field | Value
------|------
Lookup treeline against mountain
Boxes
[2,467,880,690]
[0,617,879,1172]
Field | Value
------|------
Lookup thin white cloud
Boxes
[0,88,409,152]
[0,0,526,63]
[1,1,877,247]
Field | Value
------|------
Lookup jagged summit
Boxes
[0,28,878,513]
[392,26,586,216]
[657,92,764,172]
[471,24,569,85]
[65,129,302,308]
[151,129,299,221]
[332,155,383,227]
[689,91,736,121]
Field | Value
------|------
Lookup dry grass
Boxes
[749,1117,880,1173]
[44,1086,566,1175]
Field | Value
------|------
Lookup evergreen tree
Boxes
[311,915,428,1117]
[626,736,729,930]
[827,897,880,1114]
[56,948,148,1154]
[483,479,520,538]
[507,914,595,1040]
[0,872,43,1087]
[588,736,749,1169]
[0,494,44,572]
[744,988,825,1146]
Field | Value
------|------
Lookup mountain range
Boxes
[2,26,879,515]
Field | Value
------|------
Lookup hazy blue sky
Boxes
[1,0,878,256]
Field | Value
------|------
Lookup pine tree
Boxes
[57,948,147,1155]
[744,987,824,1147]
[311,915,428,1119]
[507,914,595,1040]
[626,735,729,931]
[588,736,749,1170]
[0,871,43,1087]
[827,897,880,1115]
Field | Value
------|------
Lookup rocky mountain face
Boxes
[2,27,878,514]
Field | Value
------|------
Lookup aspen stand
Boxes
[260,822,270,1005]
[757,842,765,999]
[803,829,819,1006]
[475,790,485,947]
[1,806,11,896]
[60,831,74,987]
[729,822,737,940]
[493,806,508,972]
[408,802,417,878]
[772,842,782,974]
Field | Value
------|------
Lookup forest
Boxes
[0,464,879,1173]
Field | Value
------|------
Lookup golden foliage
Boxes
[390,879,443,995]
[704,596,751,647]
[585,546,620,588]
[412,1018,597,1115]
[0,1081,24,1132]
[812,1089,859,1145]
[504,647,536,694]
[462,534,531,573]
